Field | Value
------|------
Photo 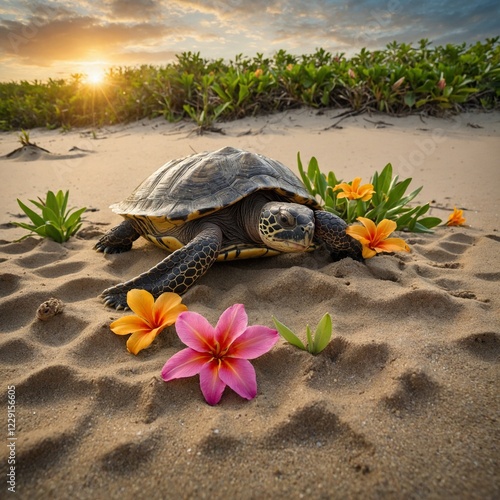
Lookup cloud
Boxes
[0,0,498,81]
[0,16,169,64]
[108,0,163,21]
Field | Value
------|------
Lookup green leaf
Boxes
[273,317,306,351]
[386,178,412,206]
[397,186,423,207]
[297,153,313,194]
[312,313,333,354]
[375,163,393,195]
[16,199,45,227]
[417,216,442,228]
[41,204,60,225]
[64,207,86,230]
[59,190,69,217]
[13,221,41,233]
[237,83,249,105]
[44,221,64,243]
[314,170,328,201]
[45,190,61,219]
[307,156,320,181]
[28,199,46,211]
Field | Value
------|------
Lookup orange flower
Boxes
[110,289,187,355]
[334,177,375,201]
[447,207,466,226]
[346,217,410,259]
[254,68,263,78]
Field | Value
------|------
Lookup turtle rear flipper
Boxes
[101,224,222,309]
[95,220,140,254]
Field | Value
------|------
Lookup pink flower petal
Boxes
[228,325,279,359]
[161,348,211,381]
[215,303,248,347]
[218,357,257,400]
[175,311,215,352]
[199,361,226,405]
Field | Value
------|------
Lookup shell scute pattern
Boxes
[111,147,318,224]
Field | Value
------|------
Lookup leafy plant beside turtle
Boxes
[297,153,442,233]
[14,190,86,243]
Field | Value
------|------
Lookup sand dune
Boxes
[0,109,499,498]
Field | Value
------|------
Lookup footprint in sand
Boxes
[98,433,159,474]
[16,416,92,479]
[34,260,86,278]
[456,332,500,362]
[0,338,38,364]
[13,365,95,478]
[28,315,89,346]
[197,433,244,457]
[306,337,391,391]
[260,401,374,474]
[0,273,21,297]
[381,369,439,414]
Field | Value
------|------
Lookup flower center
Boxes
[212,341,229,359]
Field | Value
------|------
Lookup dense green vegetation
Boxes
[1,38,498,131]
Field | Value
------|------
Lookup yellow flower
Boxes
[110,289,187,355]
[334,177,375,201]
[254,68,263,78]
[346,217,410,259]
[446,207,466,226]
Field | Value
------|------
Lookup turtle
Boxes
[95,146,362,309]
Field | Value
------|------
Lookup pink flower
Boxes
[161,304,279,405]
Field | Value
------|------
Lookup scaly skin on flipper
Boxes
[95,220,140,254]
[100,225,222,309]
[314,210,363,261]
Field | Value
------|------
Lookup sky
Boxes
[0,0,498,82]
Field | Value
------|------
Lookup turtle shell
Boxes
[111,147,320,224]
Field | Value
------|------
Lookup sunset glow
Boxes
[0,1,496,82]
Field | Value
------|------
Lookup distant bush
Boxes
[0,38,498,131]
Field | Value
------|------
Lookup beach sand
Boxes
[1,109,499,499]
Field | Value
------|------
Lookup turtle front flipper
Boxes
[314,211,363,261]
[100,224,222,309]
[95,220,140,254]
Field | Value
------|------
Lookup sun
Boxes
[85,68,106,85]
[80,62,107,85]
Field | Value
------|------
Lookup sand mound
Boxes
[1,143,90,161]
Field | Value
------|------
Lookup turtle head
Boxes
[259,202,315,252]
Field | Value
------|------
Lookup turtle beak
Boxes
[282,221,314,251]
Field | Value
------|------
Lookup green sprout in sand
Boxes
[273,313,333,355]
[14,190,86,243]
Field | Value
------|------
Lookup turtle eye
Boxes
[278,211,294,227]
